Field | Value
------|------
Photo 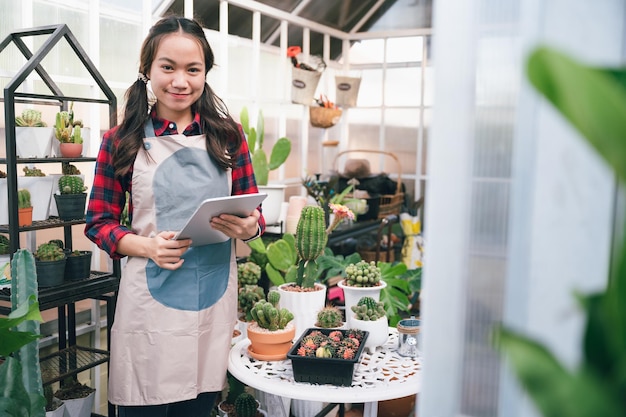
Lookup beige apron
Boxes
[109,122,237,406]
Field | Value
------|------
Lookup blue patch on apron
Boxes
[146,242,230,311]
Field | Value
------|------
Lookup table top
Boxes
[228,328,422,404]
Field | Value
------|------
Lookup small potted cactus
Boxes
[314,305,344,329]
[34,242,67,287]
[246,290,295,361]
[233,392,267,417]
[350,296,389,352]
[15,108,54,158]
[48,239,92,281]
[17,188,33,226]
[337,260,387,327]
[53,102,88,158]
[53,175,88,221]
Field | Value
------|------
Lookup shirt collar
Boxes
[150,109,202,136]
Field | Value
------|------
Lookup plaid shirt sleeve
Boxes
[231,124,266,234]
[84,127,133,259]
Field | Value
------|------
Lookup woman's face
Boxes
[148,32,206,126]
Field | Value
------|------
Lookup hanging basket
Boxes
[291,67,322,105]
[335,76,361,107]
[309,106,342,128]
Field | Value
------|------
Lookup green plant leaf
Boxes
[268,137,292,170]
[266,238,297,271]
[495,327,622,417]
[0,297,42,357]
[252,149,269,185]
[527,47,626,183]
[265,263,285,287]
[240,107,250,135]
[0,356,46,417]
[248,128,257,155]
[246,238,266,254]
[257,110,264,148]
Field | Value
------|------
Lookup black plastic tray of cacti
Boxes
[287,327,369,387]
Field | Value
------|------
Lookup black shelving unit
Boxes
[0,24,119,417]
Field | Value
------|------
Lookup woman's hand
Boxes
[117,231,192,270]
[210,209,260,241]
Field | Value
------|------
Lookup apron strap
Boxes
[144,119,156,138]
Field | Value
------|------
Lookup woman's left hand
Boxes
[210,209,260,240]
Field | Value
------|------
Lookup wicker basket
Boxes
[333,149,404,220]
[309,106,342,128]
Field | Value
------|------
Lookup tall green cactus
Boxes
[0,249,46,417]
[58,175,86,195]
[234,392,258,417]
[18,189,31,209]
[295,205,328,288]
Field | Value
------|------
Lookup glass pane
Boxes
[384,108,419,177]
[100,18,142,83]
[346,39,385,65]
[386,36,423,63]
[385,67,420,106]
[357,69,383,107]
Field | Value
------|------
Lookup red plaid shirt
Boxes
[85,111,264,259]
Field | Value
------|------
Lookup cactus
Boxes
[18,188,32,209]
[234,392,258,417]
[344,260,381,287]
[48,239,65,250]
[351,296,386,321]
[250,291,294,331]
[62,163,81,175]
[54,102,83,143]
[237,261,261,285]
[4,249,46,416]
[58,175,87,194]
[22,166,46,177]
[238,285,265,321]
[315,306,343,328]
[0,234,9,255]
[15,109,47,127]
[35,243,65,262]
[294,205,328,288]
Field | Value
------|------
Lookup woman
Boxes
[85,16,264,417]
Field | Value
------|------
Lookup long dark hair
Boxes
[112,16,241,178]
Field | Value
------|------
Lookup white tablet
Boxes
[173,193,267,246]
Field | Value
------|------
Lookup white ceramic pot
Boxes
[45,400,66,417]
[351,315,389,353]
[277,283,327,338]
[337,279,387,328]
[257,184,286,225]
[15,127,54,158]
[61,390,95,417]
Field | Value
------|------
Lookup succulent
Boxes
[249,290,294,331]
[48,239,65,250]
[15,109,47,127]
[0,234,9,255]
[234,392,259,417]
[22,166,45,177]
[295,205,328,288]
[315,306,343,328]
[17,189,31,209]
[35,242,65,262]
[240,106,291,186]
[237,261,261,285]
[351,296,386,321]
[238,285,265,321]
[58,175,87,194]
[344,260,381,287]
[0,169,6,178]
[54,102,84,144]
[294,329,366,360]
[62,163,81,175]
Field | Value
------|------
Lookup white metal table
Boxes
[228,328,421,417]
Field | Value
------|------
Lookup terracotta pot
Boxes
[18,207,33,226]
[377,394,416,417]
[59,142,83,158]
[247,322,295,361]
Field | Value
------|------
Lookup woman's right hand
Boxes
[148,231,192,270]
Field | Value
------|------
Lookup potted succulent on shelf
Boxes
[53,103,87,158]
[350,296,389,353]
[34,242,66,287]
[17,188,33,226]
[45,384,66,417]
[53,175,87,221]
[53,376,96,417]
[48,239,92,282]
[246,290,295,361]
[240,106,291,225]
[15,108,54,158]
[337,260,386,327]
[233,392,267,417]
[21,165,55,222]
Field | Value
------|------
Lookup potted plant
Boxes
[246,290,295,361]
[0,234,10,267]
[314,305,344,329]
[350,296,389,353]
[53,175,87,221]
[53,103,87,158]
[45,384,66,417]
[15,108,54,158]
[53,377,96,417]
[233,392,268,417]
[34,242,66,287]
[337,260,386,327]
[217,372,247,416]
[240,106,291,225]
[17,188,33,226]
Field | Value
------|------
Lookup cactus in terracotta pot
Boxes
[249,290,294,331]
[54,103,84,144]
[17,189,31,209]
